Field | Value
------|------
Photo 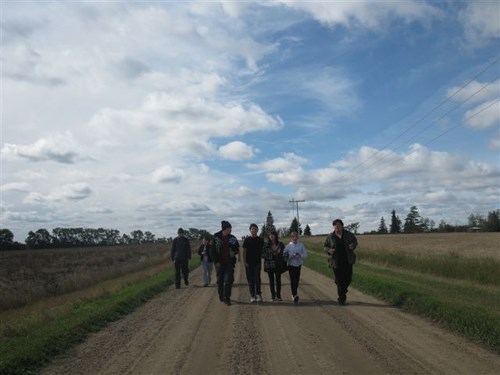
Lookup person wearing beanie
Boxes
[171,227,192,289]
[212,220,240,305]
[243,223,264,303]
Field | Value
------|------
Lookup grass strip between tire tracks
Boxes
[0,261,200,375]
[306,251,500,354]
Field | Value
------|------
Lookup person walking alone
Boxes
[198,236,213,287]
[262,230,286,301]
[283,232,308,304]
[242,223,264,303]
[171,228,192,289]
[324,219,358,305]
[212,221,240,306]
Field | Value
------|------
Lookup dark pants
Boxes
[333,264,353,302]
[174,259,189,288]
[288,265,302,297]
[217,262,235,302]
[267,270,282,299]
[245,263,262,297]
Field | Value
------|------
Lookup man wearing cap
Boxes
[212,221,240,305]
[324,219,358,305]
[171,228,192,289]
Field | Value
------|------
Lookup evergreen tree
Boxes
[303,224,311,236]
[390,209,402,233]
[377,217,388,234]
[403,206,423,233]
[264,210,276,234]
[485,209,500,232]
[289,217,302,235]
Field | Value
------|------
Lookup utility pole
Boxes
[289,199,305,236]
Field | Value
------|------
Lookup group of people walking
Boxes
[170,218,357,306]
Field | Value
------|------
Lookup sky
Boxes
[1,0,499,242]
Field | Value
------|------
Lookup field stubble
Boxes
[0,243,171,311]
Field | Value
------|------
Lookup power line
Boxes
[343,75,499,182]
[341,57,500,180]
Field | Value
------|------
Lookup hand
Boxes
[328,248,335,255]
[348,244,354,250]
[215,262,221,271]
[229,250,235,258]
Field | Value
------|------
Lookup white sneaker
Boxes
[256,294,262,302]
[250,296,256,303]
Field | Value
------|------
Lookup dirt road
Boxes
[41,264,499,375]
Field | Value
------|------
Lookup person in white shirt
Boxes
[283,232,308,303]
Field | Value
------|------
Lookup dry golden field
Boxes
[0,243,172,311]
[303,232,500,259]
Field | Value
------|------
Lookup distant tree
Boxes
[262,211,276,237]
[0,228,25,250]
[289,217,302,235]
[390,209,402,233]
[0,228,14,244]
[26,228,53,249]
[277,227,289,238]
[485,209,500,232]
[345,222,359,234]
[144,231,156,243]
[377,217,388,234]
[468,213,484,228]
[303,224,311,236]
[130,230,145,244]
[403,206,423,233]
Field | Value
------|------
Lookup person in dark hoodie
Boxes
[171,227,192,289]
[212,221,240,305]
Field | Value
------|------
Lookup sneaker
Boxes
[224,298,231,306]
[203,283,208,287]
[185,280,189,286]
[293,295,299,304]
[256,294,263,302]
[276,297,282,301]
[219,295,224,302]
[250,296,256,303]
[338,298,346,306]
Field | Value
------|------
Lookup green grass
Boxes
[0,260,200,375]
[305,250,500,353]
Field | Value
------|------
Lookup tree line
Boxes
[374,206,500,234]
[1,207,498,250]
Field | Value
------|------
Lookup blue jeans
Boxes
[216,262,235,301]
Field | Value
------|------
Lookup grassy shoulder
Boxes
[0,259,200,375]
[305,250,500,353]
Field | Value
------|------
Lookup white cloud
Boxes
[219,141,257,161]
[447,79,499,104]
[1,132,89,164]
[247,152,308,172]
[460,1,500,44]
[151,166,185,184]
[24,183,92,204]
[464,100,500,130]
[489,135,500,151]
[276,0,440,29]
[1,182,32,192]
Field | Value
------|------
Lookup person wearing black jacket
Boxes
[198,236,213,287]
[324,219,358,305]
[212,221,240,305]
[171,228,192,289]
